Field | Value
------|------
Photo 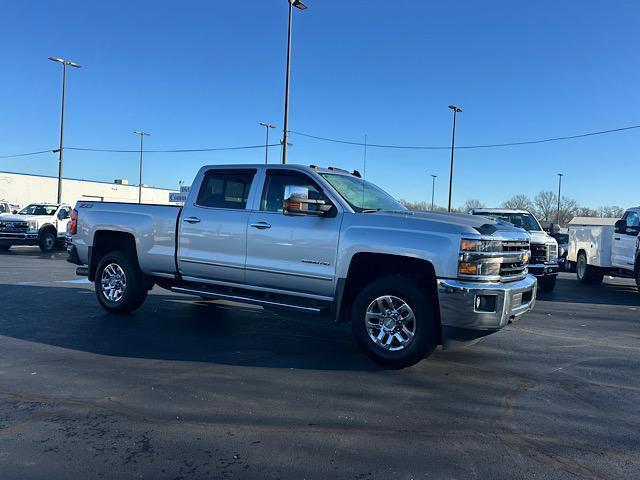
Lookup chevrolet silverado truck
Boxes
[0,203,72,252]
[470,209,559,292]
[68,164,537,367]
[566,209,640,292]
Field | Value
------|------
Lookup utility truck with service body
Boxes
[567,210,640,292]
[470,209,559,292]
[68,164,537,367]
[0,203,72,252]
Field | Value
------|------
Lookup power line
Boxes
[289,124,640,150]
[66,143,282,153]
[1,124,639,159]
[0,150,53,159]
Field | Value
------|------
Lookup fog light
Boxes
[459,262,478,275]
[475,294,497,312]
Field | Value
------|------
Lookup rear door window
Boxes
[195,170,256,210]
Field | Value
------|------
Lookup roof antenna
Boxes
[361,134,367,208]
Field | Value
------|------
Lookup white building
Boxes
[0,170,178,207]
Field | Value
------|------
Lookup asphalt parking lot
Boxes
[0,247,639,479]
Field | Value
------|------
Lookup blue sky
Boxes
[1,0,638,208]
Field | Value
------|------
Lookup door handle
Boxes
[250,221,271,229]
[614,237,620,241]
[183,216,201,224]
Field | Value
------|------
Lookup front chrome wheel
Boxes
[365,295,416,351]
[101,263,127,302]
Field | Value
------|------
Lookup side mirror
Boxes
[614,219,626,234]
[283,185,332,216]
[12,210,17,215]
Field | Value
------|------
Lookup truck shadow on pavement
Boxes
[0,247,66,260]
[536,274,640,307]
[0,283,388,372]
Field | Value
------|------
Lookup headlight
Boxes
[460,238,502,252]
[27,221,38,232]
[459,238,503,279]
[547,243,558,262]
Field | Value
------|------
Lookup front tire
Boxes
[350,275,438,368]
[39,230,56,252]
[538,276,557,292]
[95,250,147,314]
[576,252,604,285]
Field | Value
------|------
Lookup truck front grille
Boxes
[500,240,530,280]
[530,244,548,264]
[0,221,28,233]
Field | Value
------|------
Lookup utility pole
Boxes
[259,122,276,164]
[281,0,308,164]
[48,57,81,204]
[133,131,151,203]
[430,174,437,210]
[447,104,462,212]
[557,173,564,225]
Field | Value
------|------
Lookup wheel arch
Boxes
[337,252,440,329]
[89,230,139,281]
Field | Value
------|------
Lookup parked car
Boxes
[566,209,640,292]
[68,164,537,367]
[0,203,72,252]
[469,208,559,291]
[0,200,20,216]
[551,230,569,271]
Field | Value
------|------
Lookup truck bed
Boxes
[74,201,181,276]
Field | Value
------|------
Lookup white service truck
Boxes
[566,208,640,292]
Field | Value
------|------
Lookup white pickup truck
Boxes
[0,203,72,252]
[68,164,538,367]
[566,208,640,292]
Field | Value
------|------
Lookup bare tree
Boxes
[502,194,534,211]
[558,197,579,226]
[462,199,485,212]
[597,206,625,218]
[534,191,557,222]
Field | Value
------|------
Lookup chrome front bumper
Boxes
[437,274,537,332]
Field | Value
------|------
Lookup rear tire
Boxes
[538,276,557,292]
[0,245,10,252]
[38,230,56,252]
[576,252,604,285]
[95,250,147,314]
[350,275,438,368]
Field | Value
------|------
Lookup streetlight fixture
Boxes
[430,174,437,210]
[557,173,564,225]
[48,56,81,204]
[447,104,462,212]
[133,131,151,203]
[281,0,308,164]
[259,122,276,164]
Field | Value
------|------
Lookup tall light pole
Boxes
[557,173,564,225]
[259,122,276,164]
[48,57,81,204]
[281,0,308,164]
[447,104,462,212]
[430,174,437,210]
[133,131,151,204]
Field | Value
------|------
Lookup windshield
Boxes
[319,173,407,213]
[475,212,542,231]
[18,204,58,216]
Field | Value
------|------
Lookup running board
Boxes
[171,286,324,313]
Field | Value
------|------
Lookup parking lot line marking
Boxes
[57,279,92,284]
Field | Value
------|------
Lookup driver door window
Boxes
[260,172,326,212]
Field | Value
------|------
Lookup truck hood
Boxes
[527,230,556,245]
[372,210,527,237]
[0,214,50,223]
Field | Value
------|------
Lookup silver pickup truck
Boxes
[68,164,537,367]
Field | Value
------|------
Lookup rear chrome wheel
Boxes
[101,263,127,303]
[365,295,416,351]
[95,250,147,314]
